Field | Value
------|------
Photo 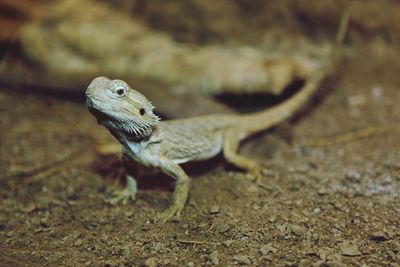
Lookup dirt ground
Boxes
[0,42,399,267]
[1,1,400,266]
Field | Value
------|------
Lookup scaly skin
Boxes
[85,14,348,221]
[85,63,329,222]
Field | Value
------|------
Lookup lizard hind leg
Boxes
[223,129,265,182]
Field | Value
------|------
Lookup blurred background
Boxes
[1,1,399,266]
[1,0,399,110]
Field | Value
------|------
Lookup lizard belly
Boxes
[169,134,223,164]
[193,138,223,161]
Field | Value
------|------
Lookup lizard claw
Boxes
[105,187,136,205]
[247,165,267,183]
[157,203,184,222]
[105,175,137,205]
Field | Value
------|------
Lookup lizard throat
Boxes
[87,101,157,142]
[101,118,154,142]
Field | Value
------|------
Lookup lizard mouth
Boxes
[88,106,110,123]
[87,100,150,137]
[86,98,117,123]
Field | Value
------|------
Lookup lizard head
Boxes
[86,76,160,141]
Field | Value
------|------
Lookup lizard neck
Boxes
[100,119,156,144]
[111,125,155,144]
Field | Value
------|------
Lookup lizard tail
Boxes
[239,11,350,137]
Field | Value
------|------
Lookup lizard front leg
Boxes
[158,159,190,222]
[223,129,265,182]
[105,155,137,205]
[106,174,137,205]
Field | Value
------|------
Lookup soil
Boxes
[1,1,400,265]
[1,44,399,266]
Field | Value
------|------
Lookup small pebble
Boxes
[371,85,383,98]
[290,224,308,236]
[327,260,347,267]
[144,257,157,267]
[40,217,50,228]
[369,231,388,241]
[259,246,270,256]
[209,205,220,214]
[6,231,14,238]
[347,94,367,107]
[317,188,328,195]
[345,171,361,183]
[233,255,251,265]
[208,251,219,265]
[222,240,233,247]
[30,217,41,226]
[187,262,194,267]
[339,242,361,256]
[215,223,230,233]
[268,215,277,223]
[290,162,311,173]
[74,239,83,246]
[20,203,37,213]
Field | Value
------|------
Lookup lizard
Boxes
[85,15,349,222]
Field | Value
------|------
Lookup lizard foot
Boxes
[247,165,267,183]
[105,187,136,205]
[105,175,137,205]
[157,203,184,222]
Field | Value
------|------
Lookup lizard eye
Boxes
[114,86,127,97]
[139,108,145,115]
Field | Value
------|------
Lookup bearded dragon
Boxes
[86,16,348,222]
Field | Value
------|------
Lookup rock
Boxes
[369,231,388,241]
[19,203,37,213]
[289,162,311,174]
[298,259,311,267]
[233,255,251,265]
[208,251,219,265]
[122,245,132,258]
[326,260,347,267]
[187,262,194,267]
[40,217,50,227]
[30,217,41,226]
[317,188,328,195]
[259,245,273,256]
[339,242,361,256]
[326,253,342,262]
[222,240,233,247]
[209,205,220,214]
[276,224,288,233]
[371,85,383,99]
[290,224,308,236]
[5,231,14,238]
[268,215,277,223]
[261,244,276,255]
[215,223,230,233]
[318,249,331,261]
[345,171,361,183]
[347,94,367,107]
[144,257,157,267]
[74,239,83,247]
